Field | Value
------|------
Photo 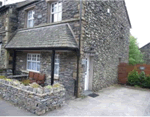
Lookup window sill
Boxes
[27,69,40,73]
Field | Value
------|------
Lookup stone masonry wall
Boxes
[18,0,79,29]
[80,0,130,91]
[0,10,8,69]
[140,43,150,64]
[16,51,27,74]
[59,52,77,98]
[0,79,65,115]
[0,5,18,69]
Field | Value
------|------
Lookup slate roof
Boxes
[16,0,38,9]
[6,24,78,49]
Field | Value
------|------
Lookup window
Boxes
[27,54,40,72]
[27,10,35,28]
[51,1,62,23]
[54,54,60,76]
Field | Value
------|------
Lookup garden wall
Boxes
[118,63,150,84]
[0,79,66,115]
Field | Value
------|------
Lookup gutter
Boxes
[75,0,82,98]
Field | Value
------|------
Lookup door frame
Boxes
[84,55,94,91]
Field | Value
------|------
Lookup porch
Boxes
[5,23,79,98]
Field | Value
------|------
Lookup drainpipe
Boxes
[75,0,82,98]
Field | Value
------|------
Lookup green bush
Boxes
[21,79,30,86]
[128,70,150,88]
[0,76,6,79]
[128,69,140,86]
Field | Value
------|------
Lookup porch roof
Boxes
[5,23,78,50]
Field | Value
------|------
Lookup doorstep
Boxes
[83,90,93,96]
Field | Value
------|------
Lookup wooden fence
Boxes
[118,63,150,84]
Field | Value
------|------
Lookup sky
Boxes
[0,0,149,48]
[125,0,150,48]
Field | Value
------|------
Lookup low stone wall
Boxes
[0,79,66,115]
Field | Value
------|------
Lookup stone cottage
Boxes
[140,43,150,64]
[0,0,131,98]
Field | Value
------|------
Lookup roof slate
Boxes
[6,24,78,49]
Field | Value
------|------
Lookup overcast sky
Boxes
[125,0,150,48]
[0,0,149,48]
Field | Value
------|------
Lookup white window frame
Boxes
[27,53,40,72]
[51,1,62,23]
[54,54,60,77]
[27,10,35,28]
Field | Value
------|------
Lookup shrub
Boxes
[128,69,140,86]
[21,79,30,86]
[0,76,6,79]
[128,70,150,88]
[53,83,61,88]
[45,85,52,89]
[30,82,41,88]
[5,79,12,82]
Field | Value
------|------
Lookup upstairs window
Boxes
[27,10,35,28]
[51,1,62,23]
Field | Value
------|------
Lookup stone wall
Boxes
[0,5,18,69]
[18,0,79,29]
[0,79,65,115]
[80,0,130,92]
[140,43,150,64]
[0,10,7,69]
[15,51,77,98]
[16,51,27,74]
[59,52,77,99]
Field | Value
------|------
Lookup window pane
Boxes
[32,62,37,71]
[28,11,32,19]
[58,5,62,12]
[32,54,36,61]
[58,12,62,21]
[54,3,57,12]
[37,55,40,61]
[54,13,58,22]
[54,64,59,75]
[58,2,62,6]
[27,20,30,28]
[27,20,34,28]
[27,54,31,60]
[55,59,59,63]
[30,20,34,27]
[52,4,54,8]
[27,61,32,69]
[52,7,54,12]
[37,62,40,72]
[51,14,54,22]
[32,11,35,18]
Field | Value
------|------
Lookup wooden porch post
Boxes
[51,50,55,85]
[12,50,16,75]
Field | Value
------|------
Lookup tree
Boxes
[129,35,144,65]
